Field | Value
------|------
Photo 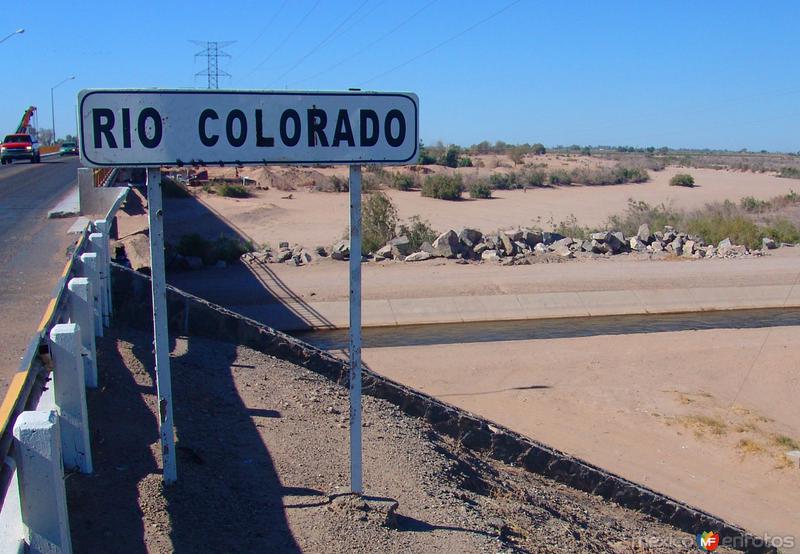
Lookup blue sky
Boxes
[4,0,799,151]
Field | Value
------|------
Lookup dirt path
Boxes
[66,327,739,553]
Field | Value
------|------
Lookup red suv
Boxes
[1,134,41,164]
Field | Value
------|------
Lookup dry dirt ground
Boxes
[65,327,738,554]
[172,159,800,249]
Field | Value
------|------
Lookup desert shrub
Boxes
[331,175,349,192]
[417,146,437,165]
[361,192,398,253]
[614,165,650,183]
[531,143,546,155]
[553,215,591,240]
[489,172,520,189]
[217,183,250,198]
[670,173,695,187]
[605,199,682,237]
[548,168,573,185]
[458,156,473,167]
[468,181,492,199]
[762,218,800,244]
[740,196,769,212]
[177,233,210,258]
[421,174,463,200]
[442,145,461,168]
[777,167,800,179]
[177,233,252,264]
[684,201,758,248]
[391,173,415,191]
[398,215,438,250]
[210,235,253,263]
[524,169,547,187]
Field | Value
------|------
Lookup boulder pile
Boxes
[237,224,790,268]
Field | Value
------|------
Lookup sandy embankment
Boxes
[146,165,800,547]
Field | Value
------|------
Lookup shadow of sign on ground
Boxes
[161,189,332,332]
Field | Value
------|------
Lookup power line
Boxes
[245,0,290,52]
[192,40,235,89]
[363,0,523,85]
[275,0,370,83]
[250,0,323,75]
[291,0,438,87]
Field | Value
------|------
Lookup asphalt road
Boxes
[0,156,82,393]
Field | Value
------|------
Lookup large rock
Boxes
[503,229,523,242]
[499,233,516,256]
[458,228,483,248]
[682,240,696,257]
[388,236,412,258]
[541,232,565,245]
[553,243,574,258]
[762,237,777,250]
[521,229,543,247]
[636,223,652,244]
[432,230,460,258]
[649,241,665,253]
[718,238,732,249]
[590,231,608,241]
[330,240,350,261]
[404,251,433,262]
[629,237,647,251]
[669,237,684,256]
[605,233,624,254]
[375,244,393,258]
[481,249,500,262]
[420,241,436,255]
[590,240,608,254]
[275,249,293,263]
[551,237,574,250]
[533,243,547,254]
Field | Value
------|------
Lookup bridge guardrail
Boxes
[0,175,128,554]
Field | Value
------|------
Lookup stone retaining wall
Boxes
[110,264,775,553]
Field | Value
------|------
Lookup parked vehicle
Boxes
[59,141,78,156]
[1,134,41,164]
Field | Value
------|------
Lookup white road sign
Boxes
[78,89,419,167]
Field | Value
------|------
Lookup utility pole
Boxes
[192,41,235,89]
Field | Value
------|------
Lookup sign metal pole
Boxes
[146,167,177,484]
[348,164,363,494]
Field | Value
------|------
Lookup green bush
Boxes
[468,181,492,199]
[762,218,800,244]
[177,233,253,265]
[210,235,253,263]
[177,233,210,258]
[421,174,463,200]
[740,196,768,212]
[390,173,415,191]
[362,192,398,253]
[614,165,650,183]
[398,215,438,250]
[489,172,518,189]
[457,156,473,167]
[606,199,682,237]
[777,167,800,179]
[670,173,695,187]
[218,183,250,198]
[524,169,547,187]
[686,213,760,248]
[548,169,573,185]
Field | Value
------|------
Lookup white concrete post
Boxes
[146,167,177,484]
[67,278,98,388]
[49,324,92,474]
[13,411,73,554]
[78,252,103,337]
[88,232,109,328]
[348,165,363,494]
[93,219,113,320]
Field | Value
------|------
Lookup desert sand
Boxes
[187,165,799,249]
[363,327,800,541]
[137,163,800,546]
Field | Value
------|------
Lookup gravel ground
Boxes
[65,326,738,553]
